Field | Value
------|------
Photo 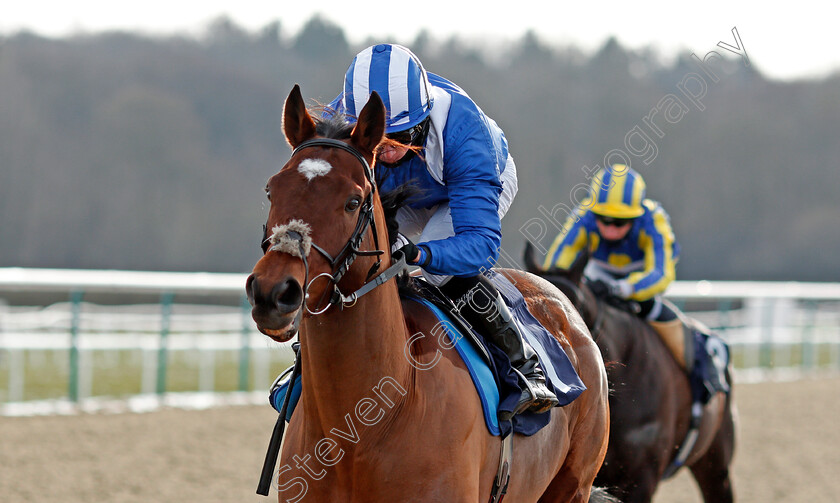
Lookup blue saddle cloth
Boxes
[270,272,586,437]
[690,330,731,403]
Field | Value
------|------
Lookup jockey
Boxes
[544,165,732,394]
[543,165,686,350]
[329,43,558,418]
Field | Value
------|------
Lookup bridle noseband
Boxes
[265,137,407,323]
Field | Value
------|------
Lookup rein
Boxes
[553,275,646,341]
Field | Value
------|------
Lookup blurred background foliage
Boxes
[1,15,838,281]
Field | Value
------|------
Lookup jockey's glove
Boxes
[391,233,410,253]
[590,278,633,299]
[589,279,611,298]
[392,234,432,267]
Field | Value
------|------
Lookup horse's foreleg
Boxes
[689,452,734,503]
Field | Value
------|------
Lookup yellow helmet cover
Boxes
[587,164,646,218]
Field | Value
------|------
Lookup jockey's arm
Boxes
[623,210,677,301]
[543,209,590,270]
[416,119,503,277]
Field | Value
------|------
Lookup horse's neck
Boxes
[298,280,411,432]
[601,304,652,360]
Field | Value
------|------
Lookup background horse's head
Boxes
[523,241,597,328]
[246,85,387,342]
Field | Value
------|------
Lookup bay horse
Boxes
[523,242,736,503]
[246,84,612,502]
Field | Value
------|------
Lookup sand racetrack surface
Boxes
[1,377,838,502]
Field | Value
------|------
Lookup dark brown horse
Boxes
[523,242,736,503]
[246,85,612,502]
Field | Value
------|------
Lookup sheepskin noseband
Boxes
[268,219,312,258]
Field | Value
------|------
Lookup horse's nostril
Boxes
[272,278,303,312]
[245,274,257,305]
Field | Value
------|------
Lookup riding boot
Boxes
[466,290,560,420]
[649,318,691,371]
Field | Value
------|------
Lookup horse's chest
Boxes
[291,457,464,502]
[278,424,479,501]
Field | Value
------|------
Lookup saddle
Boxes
[405,273,586,433]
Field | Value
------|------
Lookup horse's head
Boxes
[523,241,598,328]
[246,85,387,342]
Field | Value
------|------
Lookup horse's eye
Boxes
[345,196,362,212]
[265,186,271,201]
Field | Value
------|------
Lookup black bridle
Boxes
[262,137,408,316]
[296,139,383,285]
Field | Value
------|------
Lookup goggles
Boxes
[386,118,430,146]
[596,215,634,227]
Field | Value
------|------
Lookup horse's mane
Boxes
[379,183,420,246]
[314,111,354,140]
[380,182,423,294]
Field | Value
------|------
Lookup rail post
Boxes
[68,290,84,402]
[759,298,775,369]
[156,292,174,395]
[239,295,251,392]
[801,300,817,369]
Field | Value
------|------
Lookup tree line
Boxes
[1,16,838,281]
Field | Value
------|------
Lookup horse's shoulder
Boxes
[399,297,469,369]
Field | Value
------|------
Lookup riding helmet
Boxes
[588,164,647,218]
[342,44,434,133]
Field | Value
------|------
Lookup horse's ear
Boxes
[350,91,386,155]
[523,241,545,274]
[568,249,590,286]
[283,84,317,149]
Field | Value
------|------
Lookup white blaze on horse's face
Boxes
[298,158,333,181]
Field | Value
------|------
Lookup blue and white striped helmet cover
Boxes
[342,44,433,133]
